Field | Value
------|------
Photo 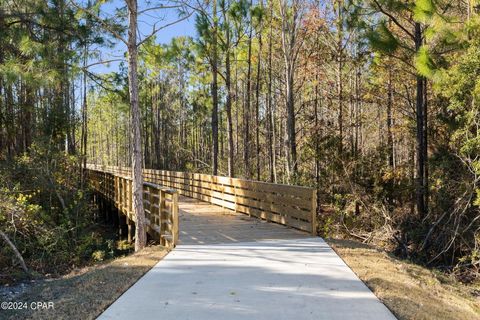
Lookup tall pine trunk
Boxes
[386,62,394,211]
[414,22,427,218]
[211,0,219,175]
[126,0,146,251]
[254,14,263,181]
[266,5,276,183]
[336,1,344,155]
[280,0,298,179]
[244,16,253,179]
[225,38,234,177]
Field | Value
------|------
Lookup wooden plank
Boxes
[159,189,166,246]
[311,190,317,236]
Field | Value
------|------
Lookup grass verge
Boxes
[327,238,480,320]
[2,245,168,320]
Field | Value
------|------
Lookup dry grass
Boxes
[327,238,480,320]
[2,245,168,320]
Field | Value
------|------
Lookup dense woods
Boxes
[1,0,479,282]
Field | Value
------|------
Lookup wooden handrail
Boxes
[86,168,179,247]
[87,164,317,235]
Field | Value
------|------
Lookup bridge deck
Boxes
[178,196,308,245]
[99,196,396,320]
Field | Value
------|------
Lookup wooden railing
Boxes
[87,164,317,235]
[87,168,179,247]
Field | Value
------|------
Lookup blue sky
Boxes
[89,0,197,74]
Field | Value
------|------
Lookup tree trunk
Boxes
[224,18,235,177]
[80,41,88,187]
[354,67,360,156]
[266,9,275,183]
[387,71,394,168]
[285,67,297,177]
[22,83,33,153]
[336,0,344,155]
[386,62,394,211]
[0,231,29,274]
[415,22,426,218]
[126,0,146,251]
[280,0,299,179]
[423,78,429,215]
[244,18,253,179]
[314,71,320,195]
[6,84,14,158]
[211,0,219,176]
[254,10,263,181]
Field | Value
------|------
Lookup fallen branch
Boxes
[0,230,29,274]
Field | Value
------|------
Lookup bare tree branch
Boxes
[137,11,193,47]
[69,0,128,45]
[0,231,29,274]
[371,0,415,41]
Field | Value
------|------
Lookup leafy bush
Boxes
[0,143,124,283]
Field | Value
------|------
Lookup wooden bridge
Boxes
[86,164,318,247]
[87,164,396,320]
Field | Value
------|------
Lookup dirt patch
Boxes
[1,245,168,320]
[327,238,480,320]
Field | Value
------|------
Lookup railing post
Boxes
[114,176,118,206]
[120,178,124,213]
[127,219,133,243]
[124,177,127,214]
[311,189,317,236]
[172,191,179,247]
[159,189,165,246]
[146,185,152,233]
[154,188,160,228]
[128,179,132,219]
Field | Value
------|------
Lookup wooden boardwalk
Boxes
[87,164,318,237]
[178,196,309,245]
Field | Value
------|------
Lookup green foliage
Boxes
[419,16,480,273]
[438,40,480,160]
[366,22,399,54]
[0,145,108,281]
[415,46,435,78]
[414,0,436,23]
[318,215,335,238]
[229,0,249,21]
[378,0,410,12]
[250,4,265,27]
[92,250,106,262]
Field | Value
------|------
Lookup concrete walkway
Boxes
[99,238,395,320]
[99,197,395,319]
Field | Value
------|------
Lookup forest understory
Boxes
[0,148,137,286]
